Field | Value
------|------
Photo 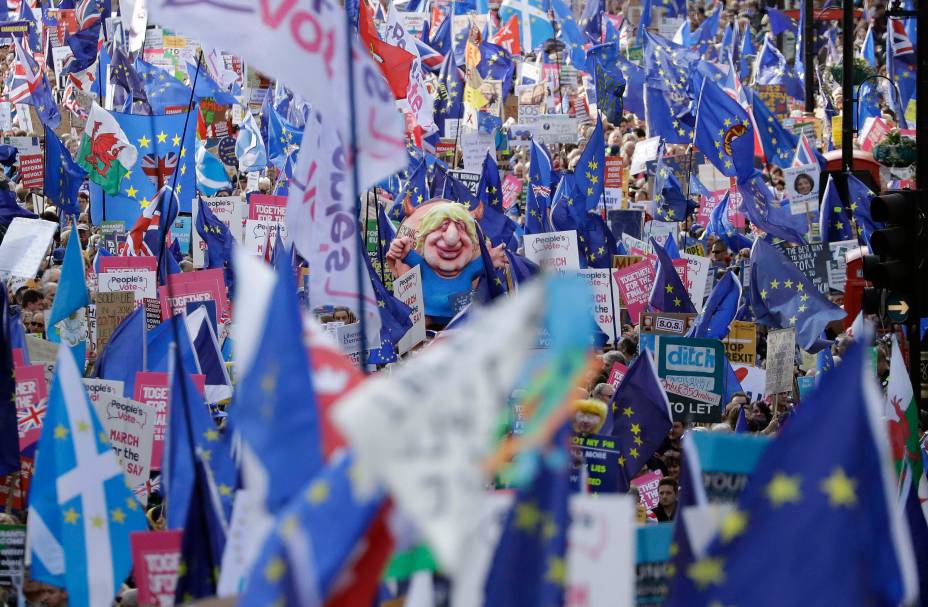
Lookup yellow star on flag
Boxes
[718,509,748,543]
[766,472,801,507]
[157,130,168,143]
[687,557,725,589]
[820,468,857,507]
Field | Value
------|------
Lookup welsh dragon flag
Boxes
[886,335,923,484]
[77,102,138,195]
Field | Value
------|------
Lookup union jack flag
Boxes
[8,37,60,128]
[142,152,178,190]
[120,186,177,256]
[17,400,47,437]
[889,19,914,62]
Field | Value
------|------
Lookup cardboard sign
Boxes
[130,530,182,607]
[15,364,47,452]
[461,131,496,172]
[0,218,57,279]
[2,136,42,188]
[243,218,288,257]
[82,378,126,405]
[158,268,228,320]
[134,371,206,470]
[521,114,580,145]
[95,292,136,352]
[501,174,522,210]
[656,336,725,423]
[523,230,581,272]
[569,433,622,493]
[723,321,757,366]
[567,495,635,607]
[783,164,820,215]
[613,260,652,323]
[0,524,26,589]
[607,362,628,389]
[765,328,796,395]
[578,268,622,344]
[91,394,156,491]
[247,193,287,222]
[776,242,831,295]
[394,265,426,355]
[98,256,158,303]
[631,470,664,510]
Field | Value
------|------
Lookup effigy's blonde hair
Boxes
[414,202,478,252]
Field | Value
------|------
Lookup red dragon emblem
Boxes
[722,123,748,156]
[84,120,125,177]
[887,395,917,463]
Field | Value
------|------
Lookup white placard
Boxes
[784,164,819,215]
[567,494,636,607]
[681,252,710,308]
[243,218,287,257]
[91,394,156,490]
[629,135,661,176]
[461,131,495,172]
[394,265,426,355]
[0,218,57,278]
[578,268,622,344]
[524,230,581,272]
[98,269,157,303]
[521,114,580,145]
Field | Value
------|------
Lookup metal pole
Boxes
[802,0,814,113]
[913,1,928,419]
[840,0,853,172]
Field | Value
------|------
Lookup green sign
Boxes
[656,336,726,423]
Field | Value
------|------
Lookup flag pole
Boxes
[596,115,619,345]
[344,4,370,372]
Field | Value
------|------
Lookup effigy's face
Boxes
[420,218,476,277]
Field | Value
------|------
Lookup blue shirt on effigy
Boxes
[405,249,483,322]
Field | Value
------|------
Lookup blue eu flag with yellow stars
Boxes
[588,43,626,124]
[44,126,86,217]
[693,76,754,180]
[643,32,699,142]
[240,452,386,607]
[434,51,464,136]
[738,171,807,244]
[483,439,572,607]
[609,353,673,491]
[818,173,882,248]
[525,140,554,235]
[388,159,429,221]
[574,116,605,210]
[89,110,196,226]
[650,236,696,314]
[653,150,697,222]
[748,238,845,352]
[747,88,798,169]
[664,339,918,607]
[365,253,413,365]
[478,151,503,212]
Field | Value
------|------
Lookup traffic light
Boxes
[861,189,926,319]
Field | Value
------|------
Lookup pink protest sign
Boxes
[607,363,628,389]
[15,365,47,452]
[697,189,746,228]
[613,261,652,323]
[631,470,664,510]
[158,268,228,320]
[501,174,523,210]
[248,193,287,222]
[130,530,182,607]
[135,372,206,470]
[860,117,890,152]
[98,256,158,273]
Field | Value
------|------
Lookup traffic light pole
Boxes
[841,0,854,173]
[915,0,928,420]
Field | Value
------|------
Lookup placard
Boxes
[243,218,287,257]
[765,327,795,395]
[775,242,830,295]
[15,364,47,452]
[607,362,628,389]
[783,164,819,215]
[567,495,635,607]
[95,292,136,353]
[606,209,644,241]
[613,260,652,323]
[631,470,664,510]
[158,268,228,320]
[521,114,580,145]
[723,321,757,366]
[638,311,696,355]
[130,530,182,607]
[501,174,522,210]
[82,378,125,405]
[394,265,426,355]
[134,371,206,470]
[0,218,57,278]
[577,268,622,344]
[247,193,287,222]
[1,136,42,188]
[90,394,156,491]
[523,230,581,272]
[192,195,245,266]
[461,131,495,172]
[0,524,26,590]
[570,433,622,493]
[143,297,162,331]
[98,256,158,303]
[629,136,661,175]
[655,336,725,423]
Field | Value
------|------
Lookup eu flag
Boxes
[653,152,697,222]
[616,54,645,119]
[588,43,626,124]
[388,158,429,221]
[477,151,503,212]
[650,237,696,314]
[194,196,236,292]
[0,187,35,227]
[737,172,807,244]
[754,37,803,100]
[433,51,464,136]
[688,270,741,340]
[88,109,197,226]
[747,88,798,169]
[818,174,882,248]
[664,340,918,606]
[476,41,514,101]
[643,33,698,142]
[694,77,754,180]
[365,253,413,365]
[574,117,605,210]
[551,0,588,71]
[748,238,845,352]
[525,140,553,235]
[483,444,572,606]
[44,126,87,217]
[609,353,672,491]
[134,57,191,114]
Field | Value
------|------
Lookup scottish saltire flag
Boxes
[650,236,696,314]
[749,238,845,352]
[738,172,807,244]
[748,88,797,169]
[28,346,147,607]
[195,143,232,196]
[609,353,673,489]
[665,340,918,606]
[525,140,553,235]
[235,109,267,173]
[240,452,385,606]
[45,126,87,217]
[10,36,60,128]
[231,256,324,514]
[86,109,195,225]
[689,270,741,340]
[694,77,754,179]
[483,439,572,606]
[498,0,552,50]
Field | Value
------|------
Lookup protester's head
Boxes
[332,306,356,324]
[21,288,44,311]
[664,455,681,480]
[26,311,45,334]
[709,241,730,265]
[657,478,678,509]
[414,202,479,277]
[258,176,272,193]
[572,398,608,434]
[793,173,814,196]
[617,336,637,358]
[42,283,57,307]
[76,223,91,248]
[602,349,627,367]
[590,382,615,404]
[668,420,685,441]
